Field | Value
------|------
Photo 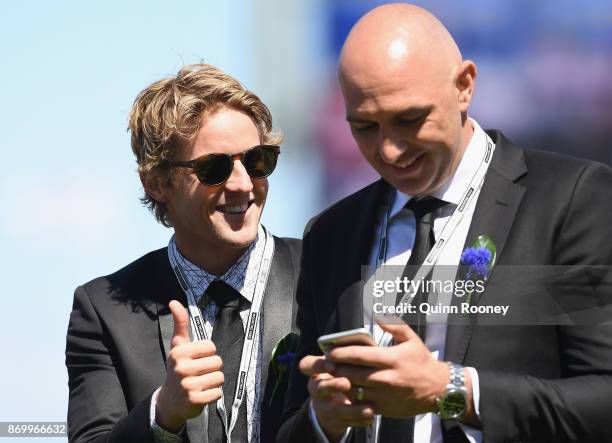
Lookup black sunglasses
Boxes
[165,144,280,186]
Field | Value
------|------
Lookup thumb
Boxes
[169,300,190,347]
[376,316,419,344]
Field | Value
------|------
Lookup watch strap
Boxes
[449,362,465,387]
[436,361,468,420]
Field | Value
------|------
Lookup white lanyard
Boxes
[168,226,275,442]
[367,135,496,443]
[376,135,495,347]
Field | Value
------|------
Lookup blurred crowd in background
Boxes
[312,0,612,204]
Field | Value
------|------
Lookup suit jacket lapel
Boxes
[152,249,208,443]
[444,132,527,364]
[153,250,188,364]
[261,236,296,393]
[336,179,390,331]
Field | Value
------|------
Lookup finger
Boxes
[187,387,223,406]
[170,300,191,347]
[328,346,393,368]
[174,355,223,377]
[299,355,336,376]
[345,385,388,404]
[332,365,390,388]
[375,317,418,344]
[347,385,368,403]
[311,377,352,398]
[315,399,375,424]
[172,340,218,359]
[181,371,225,392]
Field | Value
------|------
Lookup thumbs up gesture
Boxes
[156,300,224,432]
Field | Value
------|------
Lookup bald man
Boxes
[278,3,612,443]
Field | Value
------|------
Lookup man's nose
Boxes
[224,159,254,192]
[378,134,407,164]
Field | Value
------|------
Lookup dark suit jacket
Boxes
[278,131,612,443]
[66,236,301,443]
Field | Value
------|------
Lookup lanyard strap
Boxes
[377,135,495,347]
[168,225,275,442]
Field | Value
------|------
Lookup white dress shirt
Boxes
[310,119,491,443]
[151,224,268,443]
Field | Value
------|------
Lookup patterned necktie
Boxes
[206,280,248,443]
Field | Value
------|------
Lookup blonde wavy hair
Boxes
[128,63,282,227]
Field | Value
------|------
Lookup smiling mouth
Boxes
[216,200,254,214]
[396,152,424,168]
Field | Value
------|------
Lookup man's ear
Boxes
[456,60,477,113]
[140,170,170,203]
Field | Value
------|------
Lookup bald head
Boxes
[336,3,477,197]
[339,3,463,92]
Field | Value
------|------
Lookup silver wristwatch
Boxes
[435,362,468,420]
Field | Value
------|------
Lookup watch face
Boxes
[440,390,467,419]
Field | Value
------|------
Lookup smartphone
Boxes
[317,328,376,354]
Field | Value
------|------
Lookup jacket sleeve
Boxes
[480,162,612,442]
[66,285,157,443]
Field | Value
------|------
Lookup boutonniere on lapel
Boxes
[460,235,497,304]
[269,332,299,406]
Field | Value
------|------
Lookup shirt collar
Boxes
[168,224,266,304]
[434,118,487,205]
[389,118,487,216]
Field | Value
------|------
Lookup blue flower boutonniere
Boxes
[460,235,497,303]
[269,332,299,406]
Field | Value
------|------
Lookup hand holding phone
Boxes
[317,327,376,355]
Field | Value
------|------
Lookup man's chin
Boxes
[389,175,441,197]
[389,181,429,197]
[381,161,443,196]
[215,225,259,249]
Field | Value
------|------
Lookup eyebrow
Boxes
[346,115,370,123]
[346,106,433,123]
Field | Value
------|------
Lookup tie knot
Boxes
[205,280,241,309]
[405,196,447,221]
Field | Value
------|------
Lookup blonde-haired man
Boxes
[66,64,300,443]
